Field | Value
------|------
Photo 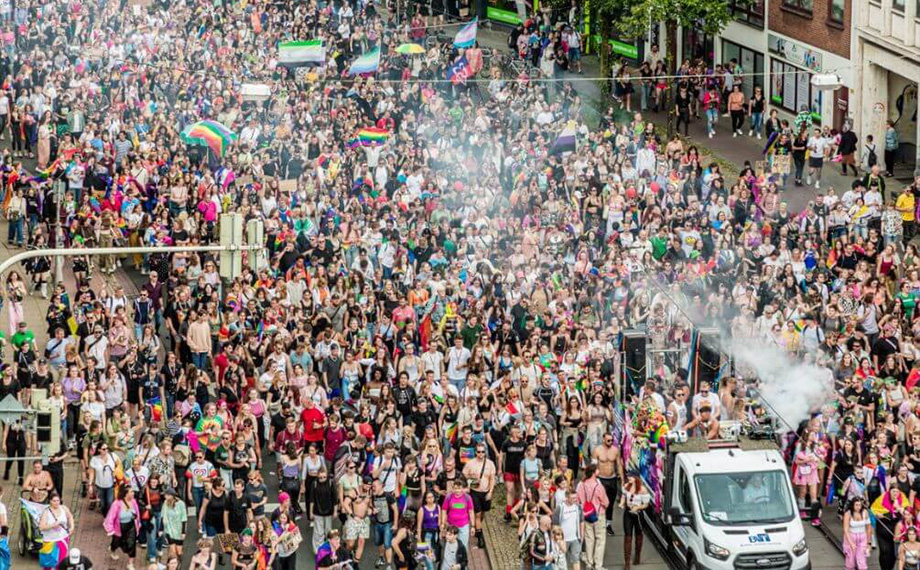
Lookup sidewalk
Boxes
[0,223,140,570]
[474,24,905,214]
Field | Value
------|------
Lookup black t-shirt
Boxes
[205,490,228,529]
[872,336,900,363]
[675,91,692,112]
[843,386,875,411]
[59,556,93,570]
[228,491,252,532]
[501,438,527,475]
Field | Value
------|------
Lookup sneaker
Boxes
[110,551,120,561]
[733,132,737,138]
[811,518,821,527]
[376,558,386,568]
[815,181,821,189]
[606,526,615,536]
[748,130,753,136]
[708,132,714,139]
[757,133,762,139]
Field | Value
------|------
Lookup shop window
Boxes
[893,0,905,12]
[782,0,813,14]
[770,59,816,116]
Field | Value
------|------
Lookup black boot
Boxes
[476,530,485,549]
[624,535,633,570]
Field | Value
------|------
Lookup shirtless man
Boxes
[23,460,54,503]
[685,404,721,440]
[592,432,624,536]
[343,476,372,562]
[462,443,496,549]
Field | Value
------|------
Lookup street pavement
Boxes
[0,20,894,570]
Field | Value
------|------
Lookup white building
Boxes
[854,0,920,176]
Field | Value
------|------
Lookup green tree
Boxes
[611,0,750,74]
[597,0,751,129]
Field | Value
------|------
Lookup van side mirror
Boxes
[668,506,692,526]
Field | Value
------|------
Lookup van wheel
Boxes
[688,556,700,570]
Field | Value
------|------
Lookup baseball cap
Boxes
[69,548,81,563]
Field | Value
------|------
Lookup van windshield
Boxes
[694,470,796,525]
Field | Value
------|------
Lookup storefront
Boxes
[767,33,826,124]
[681,24,714,66]
[721,39,764,100]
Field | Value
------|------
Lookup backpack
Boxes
[867,144,878,168]
[582,483,600,523]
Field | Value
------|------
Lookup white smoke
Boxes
[730,339,836,431]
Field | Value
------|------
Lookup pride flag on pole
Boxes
[348,48,381,75]
[453,17,478,48]
[278,40,325,66]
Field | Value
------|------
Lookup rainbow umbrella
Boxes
[395,43,425,55]
[180,119,237,157]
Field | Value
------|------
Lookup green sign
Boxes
[610,39,638,60]
[486,7,521,24]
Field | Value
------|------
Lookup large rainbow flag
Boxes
[348,127,389,148]
[180,119,237,157]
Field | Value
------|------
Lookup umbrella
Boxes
[180,119,237,157]
[395,43,425,55]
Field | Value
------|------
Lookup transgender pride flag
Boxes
[453,18,478,48]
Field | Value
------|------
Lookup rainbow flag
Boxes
[146,396,163,423]
[445,422,458,445]
[180,119,237,157]
[256,544,270,570]
[648,422,669,450]
[348,48,380,75]
[453,18,478,48]
[348,127,389,148]
[315,542,334,567]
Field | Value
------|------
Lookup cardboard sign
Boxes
[127,0,153,6]
[772,155,791,174]
[279,179,297,194]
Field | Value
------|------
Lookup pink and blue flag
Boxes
[453,18,478,48]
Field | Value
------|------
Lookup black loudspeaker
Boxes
[693,327,723,392]
[621,329,647,397]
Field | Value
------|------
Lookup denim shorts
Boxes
[373,521,393,548]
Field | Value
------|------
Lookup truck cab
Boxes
[646,436,811,570]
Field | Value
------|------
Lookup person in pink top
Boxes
[440,479,474,549]
[576,464,610,570]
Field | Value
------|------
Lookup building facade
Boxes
[764,0,854,130]
[853,0,920,177]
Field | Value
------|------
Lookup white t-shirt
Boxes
[90,454,117,489]
[447,346,471,382]
[422,351,444,380]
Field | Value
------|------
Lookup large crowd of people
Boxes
[0,0,915,570]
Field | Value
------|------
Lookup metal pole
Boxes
[53,180,64,284]
[0,244,261,285]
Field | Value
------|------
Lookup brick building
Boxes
[763,0,854,130]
